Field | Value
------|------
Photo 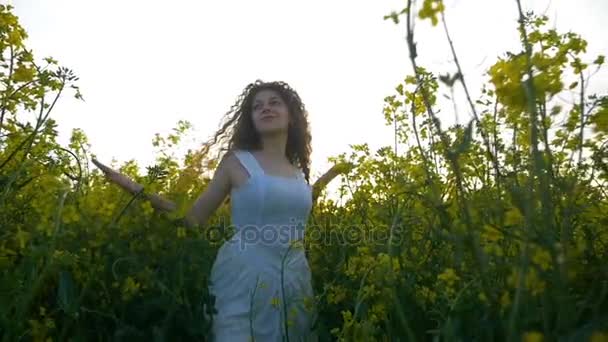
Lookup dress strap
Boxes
[233,150,264,177]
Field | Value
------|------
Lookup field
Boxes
[1,1,607,341]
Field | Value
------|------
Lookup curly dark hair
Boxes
[200,80,313,184]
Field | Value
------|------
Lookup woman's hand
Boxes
[92,157,142,194]
[92,157,177,213]
[311,161,355,202]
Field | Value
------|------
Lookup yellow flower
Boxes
[591,331,608,342]
[101,202,116,217]
[532,247,552,271]
[328,285,347,304]
[508,268,546,296]
[525,268,546,296]
[478,292,488,303]
[417,286,437,305]
[484,243,504,257]
[522,331,543,342]
[482,224,503,242]
[376,253,401,273]
[122,276,140,300]
[361,284,378,299]
[45,317,55,329]
[418,0,445,26]
[270,296,280,309]
[141,202,154,216]
[303,295,315,312]
[505,207,524,226]
[61,205,80,224]
[15,228,31,250]
[341,310,354,328]
[370,303,387,321]
[575,237,587,255]
[438,268,460,286]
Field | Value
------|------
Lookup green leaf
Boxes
[383,11,400,24]
[44,57,58,65]
[12,65,35,83]
[550,105,562,116]
[396,84,404,95]
[453,119,474,156]
[591,106,608,134]
[593,55,605,66]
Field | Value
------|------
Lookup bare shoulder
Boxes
[217,150,248,189]
[217,150,238,168]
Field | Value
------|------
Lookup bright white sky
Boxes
[11,0,608,192]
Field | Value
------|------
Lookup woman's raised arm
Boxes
[92,157,177,211]
[311,161,354,203]
[92,153,234,230]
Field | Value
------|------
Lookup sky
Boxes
[9,0,608,196]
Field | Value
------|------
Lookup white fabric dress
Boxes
[207,149,316,341]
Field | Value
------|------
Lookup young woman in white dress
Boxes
[93,80,352,341]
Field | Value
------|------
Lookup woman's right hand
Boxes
[92,157,178,213]
[92,157,142,193]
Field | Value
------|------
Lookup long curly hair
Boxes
[200,80,313,184]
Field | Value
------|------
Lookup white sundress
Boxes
[207,149,317,341]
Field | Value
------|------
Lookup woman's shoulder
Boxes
[221,147,249,159]
[217,149,242,173]
[225,148,251,157]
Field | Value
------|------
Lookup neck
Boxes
[259,131,288,159]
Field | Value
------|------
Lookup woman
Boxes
[93,80,352,341]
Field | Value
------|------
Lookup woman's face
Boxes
[251,89,290,135]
